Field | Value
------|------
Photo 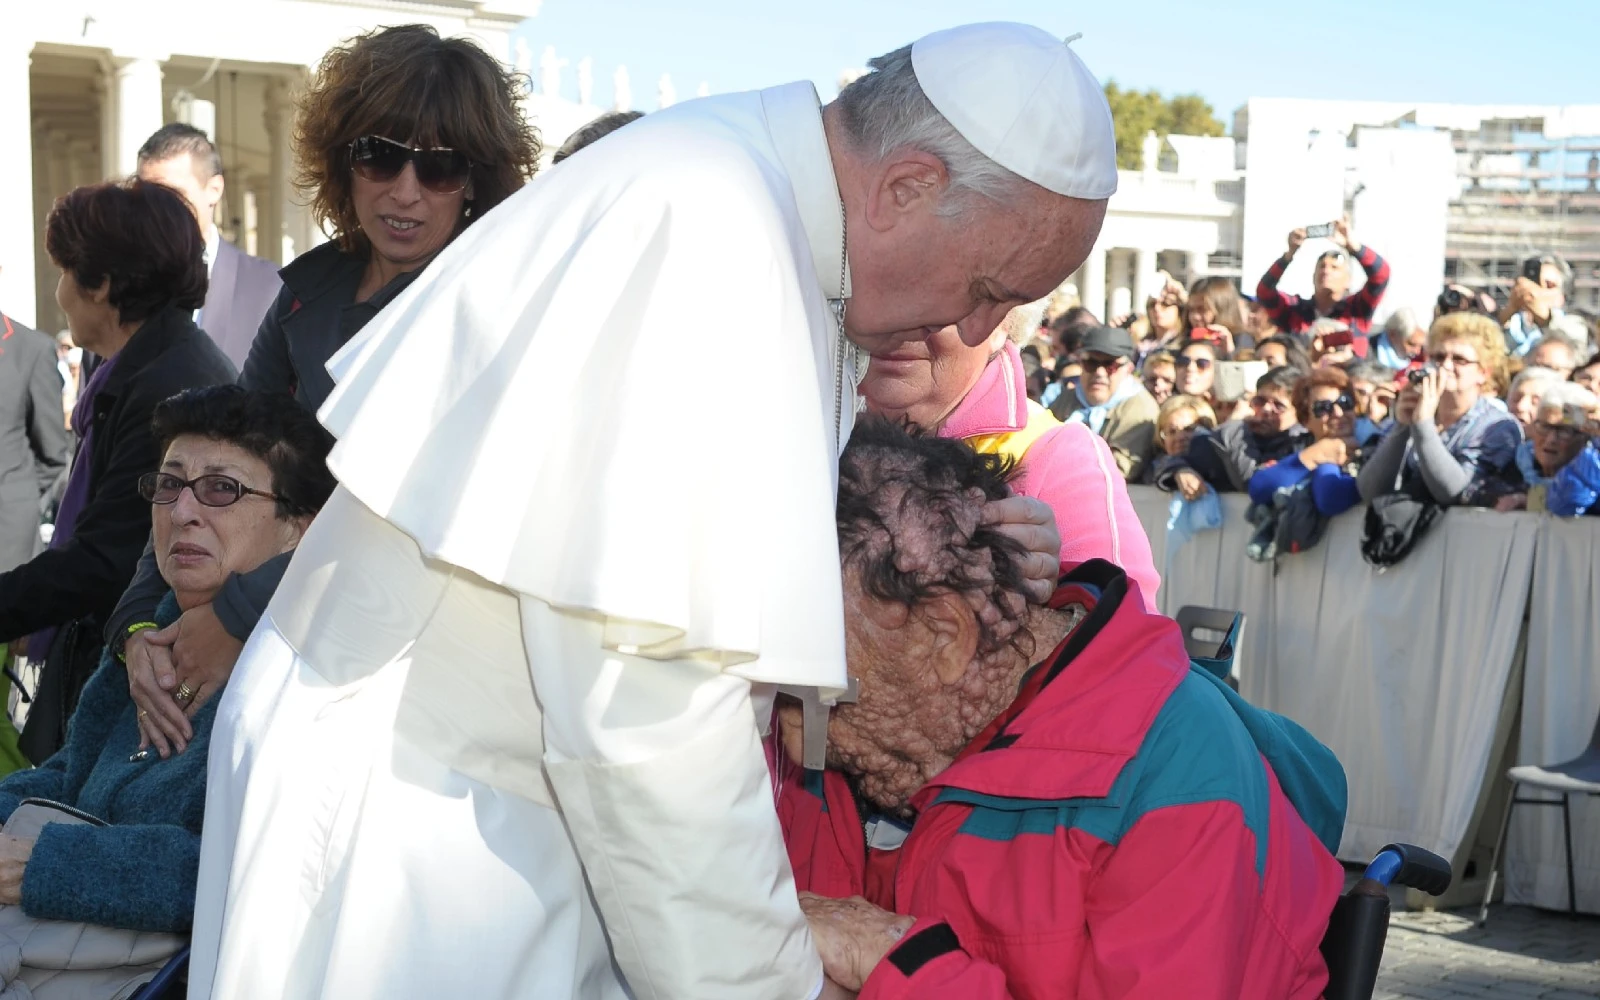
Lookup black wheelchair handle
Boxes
[1379,842,1452,897]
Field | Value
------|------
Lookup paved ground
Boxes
[1376,905,1600,999]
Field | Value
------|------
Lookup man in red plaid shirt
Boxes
[1256,215,1389,358]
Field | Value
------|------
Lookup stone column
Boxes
[1079,246,1106,322]
[1129,248,1147,318]
[262,78,291,264]
[1,39,38,325]
[113,55,165,176]
[1107,249,1133,321]
[91,68,118,180]
[44,129,75,203]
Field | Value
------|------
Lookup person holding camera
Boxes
[1256,215,1389,354]
[1498,255,1570,358]
[1357,312,1520,508]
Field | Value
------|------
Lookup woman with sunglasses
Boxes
[109,23,541,760]
[0,180,234,762]
[0,388,331,994]
[240,24,539,408]
[1246,368,1367,516]
[1358,312,1521,507]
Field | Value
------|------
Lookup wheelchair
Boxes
[1323,843,1453,1000]
[1181,606,1456,1000]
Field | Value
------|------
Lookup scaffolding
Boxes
[1446,117,1600,313]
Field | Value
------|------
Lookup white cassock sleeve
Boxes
[521,598,823,1000]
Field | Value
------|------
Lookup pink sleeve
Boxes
[1015,424,1161,611]
[858,920,1014,1000]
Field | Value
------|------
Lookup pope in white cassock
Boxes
[186,22,1119,1000]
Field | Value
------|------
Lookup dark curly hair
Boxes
[45,180,206,326]
[294,23,541,253]
[151,385,337,519]
[836,417,1030,659]
[1291,366,1351,426]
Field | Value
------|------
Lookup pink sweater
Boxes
[940,344,1161,611]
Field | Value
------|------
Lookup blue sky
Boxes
[513,0,1597,124]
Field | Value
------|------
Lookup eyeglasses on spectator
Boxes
[138,472,284,508]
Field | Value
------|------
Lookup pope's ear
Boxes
[919,591,979,687]
[863,149,949,232]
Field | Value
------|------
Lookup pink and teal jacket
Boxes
[940,343,1161,611]
[778,561,1348,999]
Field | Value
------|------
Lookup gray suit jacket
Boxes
[202,239,283,368]
[0,314,70,573]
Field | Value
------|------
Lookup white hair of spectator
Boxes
[1536,380,1597,414]
[1509,365,1562,397]
[1537,253,1573,293]
[1382,307,1419,340]
[1546,315,1591,351]
[833,44,1030,217]
[1002,300,1050,344]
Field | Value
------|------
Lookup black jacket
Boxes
[239,241,422,411]
[0,307,235,642]
[1185,420,1313,494]
[106,244,423,649]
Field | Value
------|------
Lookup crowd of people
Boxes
[0,15,1581,1000]
[1017,219,1600,562]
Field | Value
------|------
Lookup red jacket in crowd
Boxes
[778,561,1347,999]
[1256,244,1391,355]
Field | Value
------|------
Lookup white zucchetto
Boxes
[911,22,1119,200]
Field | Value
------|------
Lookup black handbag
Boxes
[18,616,105,765]
[1361,483,1441,569]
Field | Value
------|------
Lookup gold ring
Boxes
[175,683,194,702]
[137,710,149,720]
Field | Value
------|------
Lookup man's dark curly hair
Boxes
[836,417,1031,657]
[151,385,337,519]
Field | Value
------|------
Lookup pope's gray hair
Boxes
[832,45,1029,218]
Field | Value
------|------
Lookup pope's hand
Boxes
[981,495,1059,603]
[799,892,916,992]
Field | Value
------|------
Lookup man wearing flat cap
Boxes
[190,21,1118,1000]
[1050,324,1160,481]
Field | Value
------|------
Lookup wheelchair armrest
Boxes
[1376,843,1452,897]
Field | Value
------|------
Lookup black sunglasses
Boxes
[1175,356,1213,371]
[1310,394,1356,419]
[139,472,283,509]
[349,135,472,194]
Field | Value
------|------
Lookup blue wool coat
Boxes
[0,594,214,933]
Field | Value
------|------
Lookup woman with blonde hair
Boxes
[1357,312,1520,507]
[1185,276,1252,354]
[1145,393,1216,486]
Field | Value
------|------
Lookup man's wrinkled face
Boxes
[843,190,1104,358]
[1080,352,1129,405]
[776,575,969,815]
[1529,340,1577,379]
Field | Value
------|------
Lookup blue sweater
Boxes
[0,594,216,933]
[1548,442,1600,517]
[1247,453,1362,517]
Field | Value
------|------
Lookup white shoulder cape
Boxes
[317,85,851,693]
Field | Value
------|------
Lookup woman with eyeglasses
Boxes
[108,23,541,761]
[0,181,235,762]
[1358,312,1521,507]
[1246,368,1367,517]
[0,388,332,993]
[1493,381,1598,513]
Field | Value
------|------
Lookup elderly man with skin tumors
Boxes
[778,418,1348,1000]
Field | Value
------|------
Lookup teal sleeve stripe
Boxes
[944,671,1275,878]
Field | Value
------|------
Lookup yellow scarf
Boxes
[964,400,1061,466]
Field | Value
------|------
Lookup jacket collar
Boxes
[98,306,195,400]
[940,343,1029,438]
[913,560,1189,807]
[277,241,366,305]
[760,81,850,302]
